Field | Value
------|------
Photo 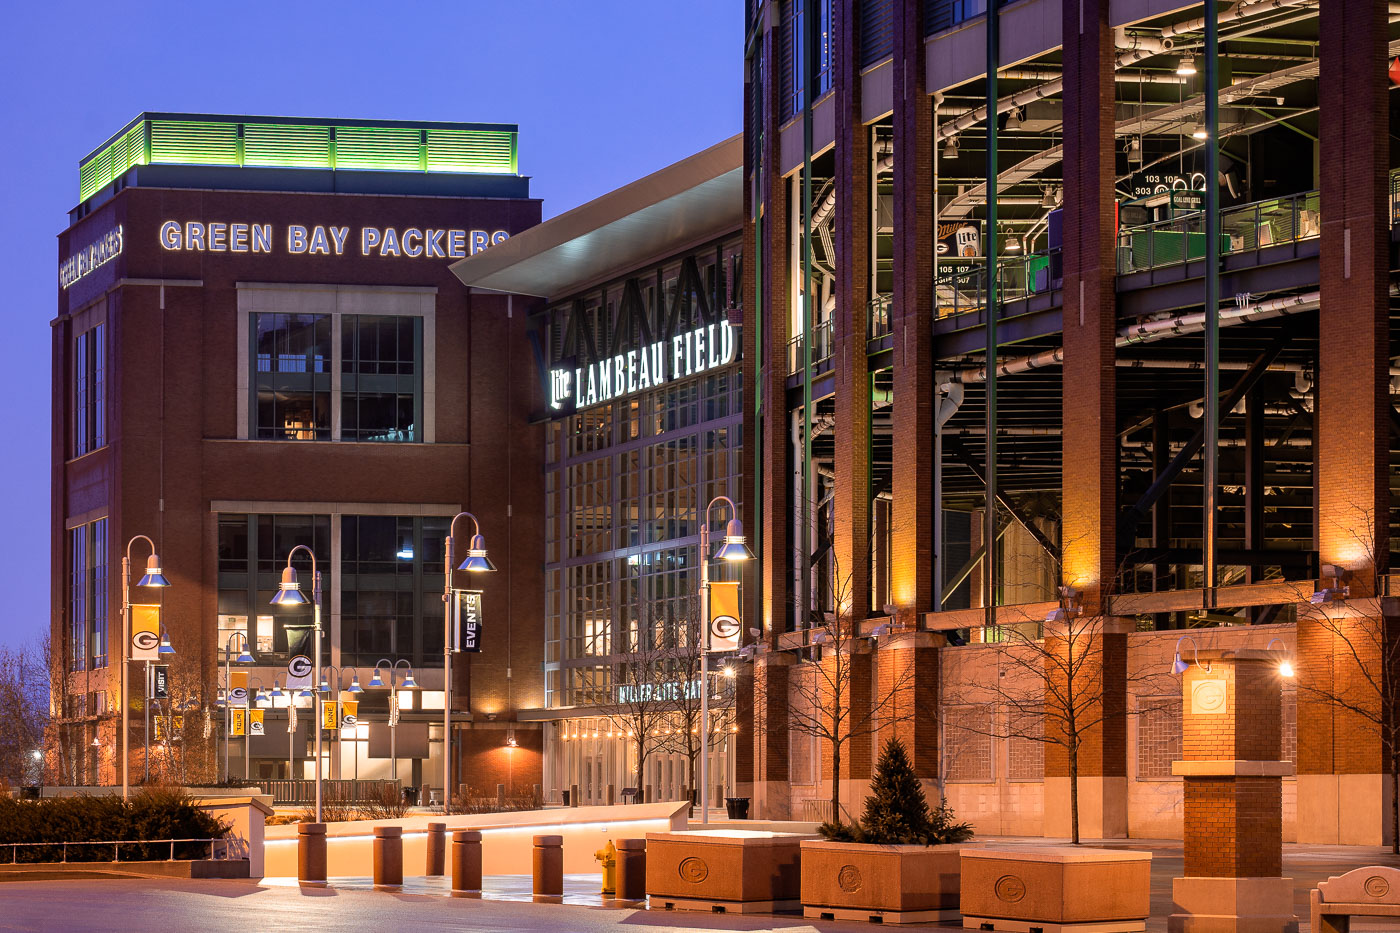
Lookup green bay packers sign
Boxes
[708,581,741,652]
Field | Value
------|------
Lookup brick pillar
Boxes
[877,633,943,784]
[1168,651,1295,932]
[752,651,793,818]
[889,0,935,624]
[1301,0,1391,847]
[1045,0,1127,841]
[1042,615,1130,839]
[832,0,871,623]
[749,6,793,817]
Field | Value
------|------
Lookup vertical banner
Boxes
[285,655,313,690]
[340,700,358,728]
[457,590,483,652]
[230,708,246,737]
[249,710,265,736]
[321,700,338,732]
[151,665,169,700]
[155,715,168,741]
[131,605,161,661]
[287,701,298,733]
[708,581,742,651]
[388,693,400,728]
[228,671,248,706]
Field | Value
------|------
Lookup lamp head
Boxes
[400,669,418,689]
[713,518,754,561]
[1171,652,1190,676]
[349,674,363,694]
[368,668,385,689]
[1278,659,1295,678]
[1176,54,1197,76]
[158,629,176,657]
[138,553,171,588]
[234,642,255,664]
[270,565,310,606]
[457,533,497,573]
[270,682,284,699]
[943,136,958,160]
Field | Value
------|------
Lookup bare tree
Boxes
[600,607,682,801]
[0,641,49,787]
[786,552,916,824]
[1297,509,1400,853]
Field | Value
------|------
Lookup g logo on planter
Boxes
[132,631,159,651]
[287,656,313,678]
[837,864,862,893]
[678,857,709,884]
[995,874,1027,903]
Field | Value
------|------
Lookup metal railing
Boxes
[4,838,228,864]
[934,248,1059,319]
[800,798,835,823]
[1116,189,1321,275]
[787,317,836,375]
[867,293,893,338]
[265,778,401,806]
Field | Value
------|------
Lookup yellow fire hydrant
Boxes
[593,839,617,896]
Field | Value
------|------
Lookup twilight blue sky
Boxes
[0,1,742,651]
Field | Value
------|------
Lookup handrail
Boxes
[4,837,228,864]
[787,317,836,375]
[1116,189,1320,275]
[868,293,893,338]
[934,247,1060,319]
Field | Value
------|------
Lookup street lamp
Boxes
[121,535,170,801]
[320,666,363,779]
[444,511,495,812]
[371,659,416,782]
[269,546,323,822]
[221,632,254,781]
[698,495,752,824]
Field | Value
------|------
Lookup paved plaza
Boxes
[0,840,1396,932]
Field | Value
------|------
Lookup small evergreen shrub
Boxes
[0,790,228,863]
[818,738,973,846]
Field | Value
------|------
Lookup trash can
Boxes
[724,797,750,819]
[20,786,39,800]
[402,786,419,806]
[561,788,570,807]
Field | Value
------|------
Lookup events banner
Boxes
[457,590,483,652]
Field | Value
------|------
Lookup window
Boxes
[342,315,421,442]
[217,513,330,662]
[340,514,445,667]
[67,518,108,671]
[253,313,331,440]
[943,705,994,782]
[74,324,105,456]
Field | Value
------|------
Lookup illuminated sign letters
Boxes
[550,318,737,412]
[59,225,124,289]
[159,221,508,259]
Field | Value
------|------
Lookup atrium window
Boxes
[68,517,108,670]
[253,313,331,440]
[342,315,421,442]
[74,324,105,456]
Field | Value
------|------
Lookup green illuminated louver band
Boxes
[78,114,519,202]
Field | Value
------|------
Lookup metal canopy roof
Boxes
[449,135,742,299]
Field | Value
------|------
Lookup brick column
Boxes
[1302,0,1391,847]
[877,632,943,784]
[832,0,871,624]
[1045,0,1128,840]
[889,0,935,624]
[1168,651,1295,932]
[820,639,874,819]
[1042,615,1130,839]
[752,650,794,818]
[749,6,794,817]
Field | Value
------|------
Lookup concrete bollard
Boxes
[451,830,483,898]
[297,822,327,887]
[497,783,506,809]
[373,826,403,890]
[426,822,446,877]
[532,834,564,903]
[607,783,616,806]
[614,838,647,904]
[570,783,580,807]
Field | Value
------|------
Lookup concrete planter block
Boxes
[960,846,1151,932]
[645,829,817,913]
[801,840,970,924]
[1169,876,1298,933]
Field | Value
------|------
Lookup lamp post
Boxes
[444,511,496,811]
[221,632,254,782]
[370,659,416,782]
[698,495,753,824]
[121,535,170,800]
[319,666,363,780]
[144,624,176,783]
[270,545,322,822]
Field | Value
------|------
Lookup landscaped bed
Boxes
[0,789,229,865]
